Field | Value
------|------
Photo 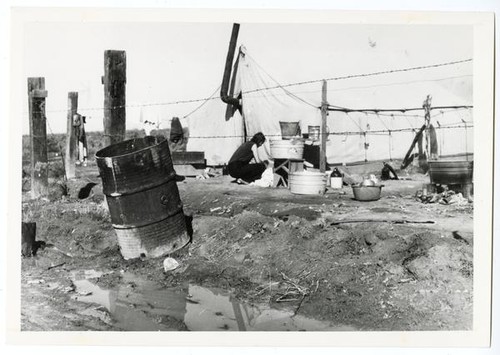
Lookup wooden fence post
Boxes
[103,50,126,146]
[320,80,328,173]
[65,92,78,179]
[28,77,48,198]
[420,95,432,170]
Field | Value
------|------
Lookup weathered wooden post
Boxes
[320,80,328,173]
[21,222,36,257]
[420,95,432,170]
[65,92,78,179]
[27,77,48,198]
[102,50,126,146]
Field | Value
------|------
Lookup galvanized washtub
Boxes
[289,171,327,195]
[428,160,473,185]
[96,136,189,260]
[270,139,304,159]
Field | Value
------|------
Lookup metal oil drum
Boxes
[428,160,473,185]
[95,136,189,260]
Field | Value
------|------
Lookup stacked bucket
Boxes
[270,121,327,195]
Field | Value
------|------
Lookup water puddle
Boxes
[71,270,356,331]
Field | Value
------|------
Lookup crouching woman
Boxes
[228,132,269,184]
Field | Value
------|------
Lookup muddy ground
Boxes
[20,161,473,331]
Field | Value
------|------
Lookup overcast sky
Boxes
[21,21,472,134]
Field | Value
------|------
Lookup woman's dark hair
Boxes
[250,132,266,146]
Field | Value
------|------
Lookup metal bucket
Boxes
[330,176,343,189]
[428,160,473,185]
[289,171,327,195]
[308,126,320,141]
[352,185,382,201]
[279,121,301,139]
[270,139,304,159]
[95,136,189,260]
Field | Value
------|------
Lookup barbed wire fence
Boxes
[23,57,473,171]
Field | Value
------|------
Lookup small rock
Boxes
[234,251,250,264]
[27,279,45,285]
[364,234,378,246]
[163,257,180,272]
[76,290,93,296]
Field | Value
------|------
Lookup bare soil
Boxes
[20,161,473,331]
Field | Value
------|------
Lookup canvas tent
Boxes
[187,46,473,166]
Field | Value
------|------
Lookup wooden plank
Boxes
[28,77,48,198]
[172,151,205,165]
[103,50,126,146]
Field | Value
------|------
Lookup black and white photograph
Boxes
[3,4,495,350]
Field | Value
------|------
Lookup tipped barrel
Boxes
[428,160,473,185]
[96,136,189,260]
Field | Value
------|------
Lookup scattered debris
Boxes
[80,307,113,325]
[76,290,93,296]
[47,262,66,270]
[233,251,251,264]
[415,188,469,205]
[276,273,310,303]
[27,279,45,285]
[330,219,435,225]
[78,182,98,199]
[62,285,75,293]
[452,231,470,245]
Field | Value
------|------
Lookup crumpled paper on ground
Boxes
[250,167,274,187]
[416,189,469,205]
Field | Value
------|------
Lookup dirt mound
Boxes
[405,243,472,281]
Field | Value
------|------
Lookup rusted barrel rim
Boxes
[95,136,166,160]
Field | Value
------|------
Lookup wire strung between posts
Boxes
[326,105,473,113]
[326,74,473,93]
[185,122,473,139]
[182,85,222,119]
[244,52,319,109]
[25,96,224,116]
[345,112,364,132]
[373,112,392,160]
[400,113,416,131]
[374,112,390,131]
[371,112,423,119]
[24,58,473,116]
[242,58,473,94]
[29,121,469,141]
[430,106,472,118]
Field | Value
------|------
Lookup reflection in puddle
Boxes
[72,270,355,331]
